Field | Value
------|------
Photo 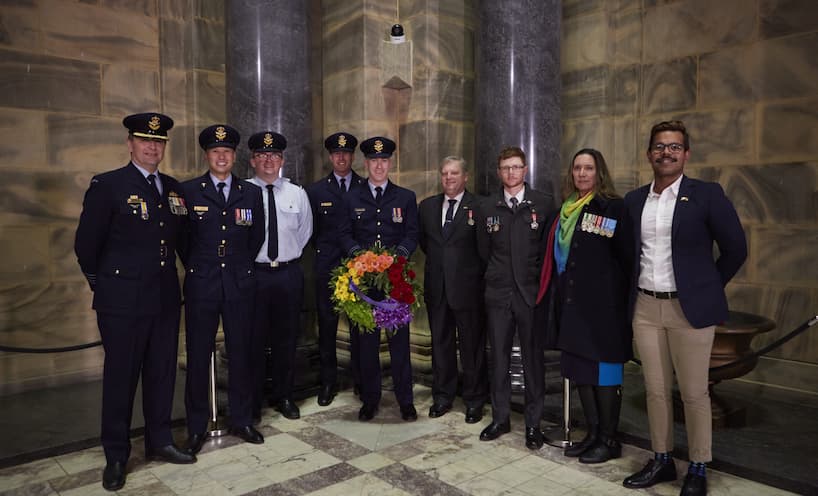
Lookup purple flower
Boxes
[373,298,413,332]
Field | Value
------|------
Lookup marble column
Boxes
[225,0,313,183]
[474,0,561,200]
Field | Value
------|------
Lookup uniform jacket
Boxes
[546,195,634,363]
[624,175,747,328]
[476,185,554,308]
[418,190,484,310]
[306,171,365,274]
[339,180,419,258]
[181,173,265,302]
[75,163,187,316]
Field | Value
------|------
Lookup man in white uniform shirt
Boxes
[246,131,313,421]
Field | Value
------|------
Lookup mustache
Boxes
[654,157,677,164]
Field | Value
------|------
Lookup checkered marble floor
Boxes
[0,386,795,495]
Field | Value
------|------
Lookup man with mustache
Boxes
[622,120,746,496]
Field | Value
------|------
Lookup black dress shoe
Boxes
[400,403,418,421]
[358,403,378,421]
[623,459,677,488]
[231,425,264,444]
[578,437,621,464]
[317,385,337,406]
[146,444,197,464]
[275,399,301,419]
[680,473,707,496]
[479,421,511,441]
[428,403,451,418]
[102,461,126,491]
[184,433,207,456]
[464,406,483,424]
[525,426,544,450]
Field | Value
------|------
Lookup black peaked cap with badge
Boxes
[199,124,240,150]
[359,136,395,158]
[123,112,174,140]
[324,132,358,153]
[248,131,287,152]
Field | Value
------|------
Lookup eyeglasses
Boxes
[498,164,525,173]
[650,142,685,154]
[253,152,282,160]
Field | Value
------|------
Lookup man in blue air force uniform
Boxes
[338,136,419,422]
[75,112,195,492]
[181,124,265,455]
[246,131,313,420]
[306,132,365,406]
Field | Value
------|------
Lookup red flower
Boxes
[407,270,415,279]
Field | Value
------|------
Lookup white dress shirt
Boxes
[368,180,387,199]
[638,175,683,292]
[504,186,525,209]
[441,191,465,226]
[247,176,313,263]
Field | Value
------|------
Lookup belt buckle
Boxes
[374,240,382,249]
[159,245,168,258]
[270,261,280,268]
[217,245,226,257]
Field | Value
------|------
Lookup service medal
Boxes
[467,209,475,226]
[530,211,539,230]
[140,200,149,220]
[392,207,403,223]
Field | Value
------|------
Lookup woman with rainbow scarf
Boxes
[536,148,634,464]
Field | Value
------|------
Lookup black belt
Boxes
[255,259,299,270]
[638,287,678,299]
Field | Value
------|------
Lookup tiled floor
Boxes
[0,386,796,496]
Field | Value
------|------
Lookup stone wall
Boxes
[0,0,225,394]
[561,0,818,392]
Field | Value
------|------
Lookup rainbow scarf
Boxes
[555,192,595,274]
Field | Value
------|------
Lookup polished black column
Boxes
[475,0,561,200]
[225,0,313,183]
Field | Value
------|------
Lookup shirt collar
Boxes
[503,186,525,204]
[210,173,232,188]
[131,161,158,179]
[445,191,465,203]
[648,174,683,199]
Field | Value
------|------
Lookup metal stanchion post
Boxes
[207,350,228,438]
[543,377,584,448]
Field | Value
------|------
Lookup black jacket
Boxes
[418,190,484,310]
[306,171,365,275]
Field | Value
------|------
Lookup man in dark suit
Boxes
[475,146,554,450]
[418,156,488,423]
[75,112,195,491]
[338,136,419,422]
[181,124,266,455]
[306,132,365,406]
[622,120,746,496]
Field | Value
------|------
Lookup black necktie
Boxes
[442,198,456,238]
[375,186,383,204]
[510,196,519,211]
[339,177,346,193]
[266,184,278,261]
[147,174,161,199]
[217,182,227,205]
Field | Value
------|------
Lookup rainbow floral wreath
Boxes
[330,248,422,333]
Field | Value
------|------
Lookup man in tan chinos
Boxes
[622,120,747,496]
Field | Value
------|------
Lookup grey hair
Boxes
[440,156,467,173]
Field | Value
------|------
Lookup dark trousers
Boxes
[485,292,544,427]
[315,271,339,388]
[252,263,304,407]
[184,297,254,433]
[351,324,413,407]
[97,306,180,463]
[426,300,488,408]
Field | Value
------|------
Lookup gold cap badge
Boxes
[338,135,347,147]
[215,126,227,140]
[374,140,384,153]
[263,133,274,146]
[148,116,161,131]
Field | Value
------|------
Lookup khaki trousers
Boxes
[633,292,715,462]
